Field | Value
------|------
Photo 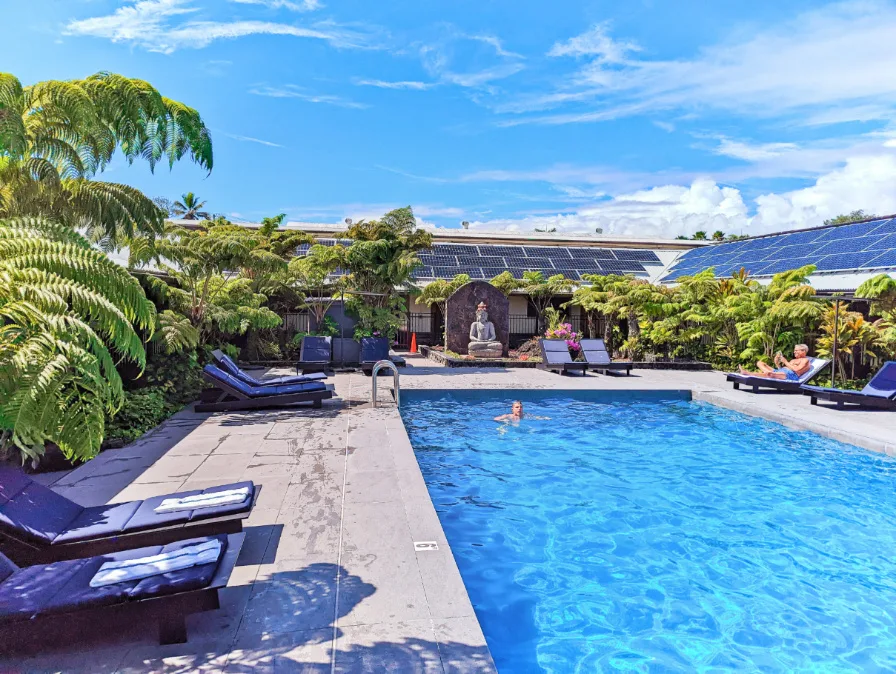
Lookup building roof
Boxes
[660,215,896,291]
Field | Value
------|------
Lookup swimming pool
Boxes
[401,391,896,672]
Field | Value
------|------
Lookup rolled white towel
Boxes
[90,539,222,587]
[154,487,250,513]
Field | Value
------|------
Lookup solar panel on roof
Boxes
[613,249,662,263]
[419,254,460,266]
[476,245,523,256]
[865,249,896,268]
[814,252,880,271]
[813,220,889,242]
[813,235,888,256]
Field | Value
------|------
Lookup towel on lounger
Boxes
[154,487,250,513]
[90,539,222,587]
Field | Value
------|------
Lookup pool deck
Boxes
[4,355,895,672]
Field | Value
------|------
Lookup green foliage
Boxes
[856,273,896,316]
[0,217,154,464]
[152,309,199,354]
[518,271,577,334]
[419,274,471,346]
[104,388,174,445]
[489,271,521,297]
[129,219,284,344]
[342,206,432,333]
[0,72,213,246]
[824,210,875,226]
[284,243,346,324]
[172,192,209,220]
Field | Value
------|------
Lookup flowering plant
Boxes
[545,322,580,353]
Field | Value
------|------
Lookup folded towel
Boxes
[90,539,222,587]
[154,487,250,513]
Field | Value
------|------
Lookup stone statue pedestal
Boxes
[445,281,510,357]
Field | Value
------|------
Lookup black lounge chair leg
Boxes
[811,396,817,406]
[752,385,758,393]
[733,382,740,390]
[159,615,188,645]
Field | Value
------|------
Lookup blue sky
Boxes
[5,0,896,238]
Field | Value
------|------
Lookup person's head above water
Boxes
[511,401,523,416]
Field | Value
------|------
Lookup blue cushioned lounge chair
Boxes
[579,339,632,375]
[726,357,831,394]
[0,533,244,647]
[360,337,391,376]
[296,336,332,374]
[538,339,588,376]
[212,349,326,386]
[0,466,255,565]
[196,364,334,413]
[801,361,896,409]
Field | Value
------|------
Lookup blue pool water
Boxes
[401,391,896,672]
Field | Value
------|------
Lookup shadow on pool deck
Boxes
[1,556,493,673]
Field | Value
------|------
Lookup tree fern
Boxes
[0,72,213,246]
[0,217,155,464]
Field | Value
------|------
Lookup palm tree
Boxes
[0,71,213,246]
[172,192,210,220]
[0,217,155,464]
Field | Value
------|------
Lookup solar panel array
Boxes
[415,243,661,280]
[662,217,896,281]
[295,239,663,281]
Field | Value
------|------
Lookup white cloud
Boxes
[355,79,433,90]
[419,32,525,89]
[229,0,322,11]
[548,22,638,62]
[712,137,799,162]
[753,154,896,232]
[249,85,368,108]
[508,1,896,126]
[222,133,284,147]
[466,151,896,238]
[468,178,749,238]
[65,0,371,53]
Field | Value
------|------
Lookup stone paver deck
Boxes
[4,355,894,672]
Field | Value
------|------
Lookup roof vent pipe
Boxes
[461,220,470,229]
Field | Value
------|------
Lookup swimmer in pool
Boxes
[494,400,524,422]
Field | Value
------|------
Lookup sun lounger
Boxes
[296,336,332,374]
[196,365,334,413]
[579,339,632,375]
[212,349,326,386]
[725,357,830,393]
[537,339,588,376]
[360,337,391,375]
[0,533,244,647]
[801,361,896,409]
[0,466,255,565]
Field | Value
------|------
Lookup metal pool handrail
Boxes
[371,360,399,408]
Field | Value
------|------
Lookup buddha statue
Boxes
[468,302,503,358]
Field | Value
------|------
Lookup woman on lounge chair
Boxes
[740,344,811,381]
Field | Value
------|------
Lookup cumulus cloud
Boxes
[508,2,896,126]
[65,0,373,53]
[465,152,896,238]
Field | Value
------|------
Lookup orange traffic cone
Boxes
[410,333,418,354]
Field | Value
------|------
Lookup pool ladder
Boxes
[371,360,400,408]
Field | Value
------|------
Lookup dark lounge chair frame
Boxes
[537,339,588,376]
[196,369,333,413]
[296,336,333,375]
[212,349,326,386]
[0,482,259,566]
[801,361,896,409]
[579,339,633,376]
[0,532,245,647]
[726,359,831,394]
[359,336,391,376]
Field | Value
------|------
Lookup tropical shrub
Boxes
[0,217,155,464]
[104,388,174,446]
[418,273,471,346]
